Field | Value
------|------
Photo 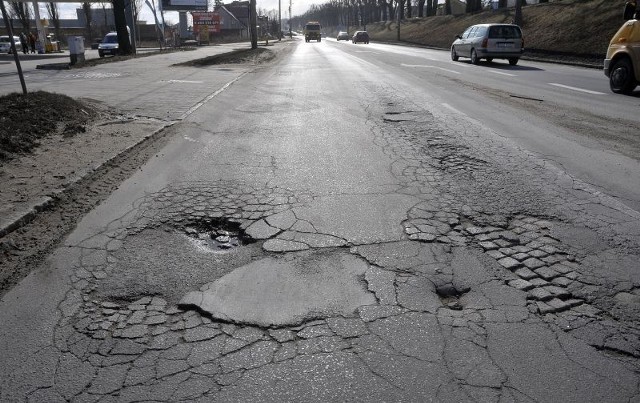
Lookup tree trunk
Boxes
[406,0,411,18]
[514,0,522,26]
[82,3,93,40]
[417,0,424,17]
[250,0,257,49]
[47,2,62,44]
[111,0,132,54]
[444,0,451,15]
[10,2,31,32]
[498,0,507,8]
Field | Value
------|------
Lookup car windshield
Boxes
[103,35,118,44]
[305,24,320,30]
[488,26,521,39]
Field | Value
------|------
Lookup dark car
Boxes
[352,31,369,44]
[451,23,524,65]
[337,31,350,41]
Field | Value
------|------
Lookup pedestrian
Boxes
[28,32,36,54]
[624,0,637,20]
[20,32,28,54]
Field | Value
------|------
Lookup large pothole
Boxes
[181,219,254,252]
[179,249,377,327]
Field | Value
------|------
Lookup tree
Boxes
[406,0,411,18]
[514,0,522,26]
[444,0,451,15]
[46,2,62,43]
[82,3,93,40]
[417,0,425,17]
[9,2,31,32]
[250,0,257,49]
[498,0,507,8]
[112,0,132,54]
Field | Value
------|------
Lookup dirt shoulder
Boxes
[0,43,288,297]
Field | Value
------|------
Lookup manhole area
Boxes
[436,283,470,311]
[182,219,255,252]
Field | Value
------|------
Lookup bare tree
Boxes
[417,0,424,17]
[514,0,522,26]
[405,0,411,18]
[444,0,451,15]
[9,2,31,32]
[46,2,62,43]
[112,0,132,54]
[82,3,94,40]
[498,0,507,8]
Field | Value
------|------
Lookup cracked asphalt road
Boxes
[1,40,640,401]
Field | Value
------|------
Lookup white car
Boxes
[0,35,21,54]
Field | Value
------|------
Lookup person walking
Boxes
[624,0,637,20]
[28,32,36,53]
[20,32,28,54]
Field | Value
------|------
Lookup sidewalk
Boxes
[0,41,288,240]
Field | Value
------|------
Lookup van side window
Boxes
[475,27,488,37]
[461,27,473,39]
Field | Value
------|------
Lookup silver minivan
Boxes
[451,24,524,65]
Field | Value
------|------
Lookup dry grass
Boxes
[367,0,621,57]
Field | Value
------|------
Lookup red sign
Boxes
[192,12,221,33]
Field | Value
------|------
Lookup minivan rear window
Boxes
[488,26,521,39]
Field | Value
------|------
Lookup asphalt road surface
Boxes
[1,39,639,401]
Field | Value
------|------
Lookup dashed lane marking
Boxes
[486,70,517,77]
[401,63,461,74]
[548,83,605,95]
[166,79,204,84]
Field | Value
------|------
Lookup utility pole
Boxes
[0,0,27,94]
[278,0,281,40]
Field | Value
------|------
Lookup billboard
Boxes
[192,12,221,34]
[161,0,207,11]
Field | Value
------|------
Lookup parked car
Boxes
[0,35,21,54]
[352,31,369,44]
[604,19,640,95]
[98,32,119,57]
[451,23,523,65]
[337,31,350,41]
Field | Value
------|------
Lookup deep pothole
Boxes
[181,219,255,252]
[436,283,470,311]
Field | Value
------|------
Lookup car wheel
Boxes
[610,58,637,95]
[508,58,519,66]
[98,52,104,58]
[470,49,479,65]
[451,46,459,61]
[486,57,493,63]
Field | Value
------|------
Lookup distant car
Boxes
[98,32,119,57]
[0,35,21,54]
[352,31,369,44]
[604,19,640,94]
[337,31,349,41]
[451,23,523,65]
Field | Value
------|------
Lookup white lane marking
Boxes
[180,72,248,120]
[486,70,517,77]
[401,63,461,74]
[167,79,204,84]
[548,83,605,95]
